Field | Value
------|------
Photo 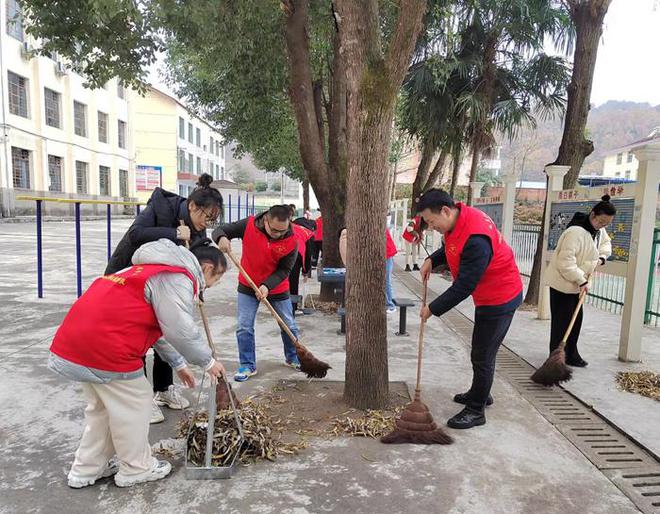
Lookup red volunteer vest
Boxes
[444,203,522,306]
[314,217,323,242]
[292,224,314,265]
[386,229,398,258]
[402,216,423,243]
[240,216,298,295]
[50,264,197,373]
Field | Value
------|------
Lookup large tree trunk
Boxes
[337,0,426,410]
[423,146,448,191]
[283,0,346,301]
[524,0,611,305]
[558,0,611,189]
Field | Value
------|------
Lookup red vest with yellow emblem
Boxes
[444,203,522,306]
[240,216,298,295]
[50,264,196,372]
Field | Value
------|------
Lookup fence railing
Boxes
[511,223,660,326]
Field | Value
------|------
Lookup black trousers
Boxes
[289,254,303,312]
[466,307,516,411]
[311,241,323,266]
[549,287,584,360]
[143,351,173,393]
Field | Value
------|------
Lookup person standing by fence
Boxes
[402,215,425,272]
[105,173,223,423]
[544,195,616,367]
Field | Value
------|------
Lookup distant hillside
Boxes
[497,101,660,181]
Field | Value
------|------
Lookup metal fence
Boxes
[511,223,660,326]
[511,223,541,278]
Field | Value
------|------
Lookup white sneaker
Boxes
[387,307,397,315]
[114,458,171,488]
[154,385,190,410]
[67,457,119,489]
[150,399,165,424]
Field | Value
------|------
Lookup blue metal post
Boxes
[106,203,111,262]
[237,195,241,220]
[136,204,141,216]
[228,194,232,222]
[245,192,249,217]
[36,200,43,298]
[75,202,82,298]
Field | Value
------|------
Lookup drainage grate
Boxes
[395,266,660,513]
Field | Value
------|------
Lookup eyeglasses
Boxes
[265,218,288,236]
[199,207,218,224]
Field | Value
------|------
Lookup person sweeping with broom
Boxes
[48,238,227,488]
[532,195,615,386]
[213,205,303,381]
[416,189,523,429]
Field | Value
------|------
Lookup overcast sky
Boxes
[149,0,660,108]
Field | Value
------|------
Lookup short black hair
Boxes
[415,188,455,214]
[190,238,227,273]
[268,204,292,221]
[592,195,617,216]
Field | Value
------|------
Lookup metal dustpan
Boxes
[185,375,244,479]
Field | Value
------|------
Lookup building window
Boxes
[119,169,128,198]
[215,142,219,156]
[117,82,125,99]
[8,71,28,118]
[48,155,63,192]
[627,152,633,163]
[73,101,87,137]
[98,111,108,143]
[11,147,30,189]
[615,171,621,177]
[6,0,23,41]
[221,165,225,179]
[44,88,61,128]
[616,153,623,165]
[210,136,214,152]
[188,122,193,143]
[99,166,110,195]
[188,153,193,172]
[221,145,224,159]
[178,148,185,171]
[178,185,186,197]
[117,120,126,149]
[75,161,88,194]
[625,170,631,179]
[197,156,202,173]
[179,117,185,139]
[196,128,201,147]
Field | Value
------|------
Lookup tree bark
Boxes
[449,145,462,197]
[337,0,426,410]
[557,0,611,189]
[284,0,346,301]
[524,0,611,305]
[410,140,435,215]
[302,174,310,211]
[466,141,481,206]
[423,146,448,191]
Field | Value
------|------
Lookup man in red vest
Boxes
[417,189,523,429]
[214,205,301,381]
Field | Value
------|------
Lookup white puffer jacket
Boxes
[545,226,612,294]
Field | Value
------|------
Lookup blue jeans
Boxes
[236,292,299,370]
[385,257,395,308]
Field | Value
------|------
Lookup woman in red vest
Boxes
[214,205,301,381]
[48,238,226,488]
[402,215,426,272]
[417,189,523,430]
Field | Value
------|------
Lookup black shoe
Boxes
[405,264,412,272]
[453,392,494,407]
[447,407,486,429]
[566,357,588,367]
[412,264,420,271]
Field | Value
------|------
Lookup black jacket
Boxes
[105,188,205,275]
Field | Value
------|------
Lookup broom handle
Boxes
[558,283,589,350]
[415,280,428,394]
[225,250,301,345]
